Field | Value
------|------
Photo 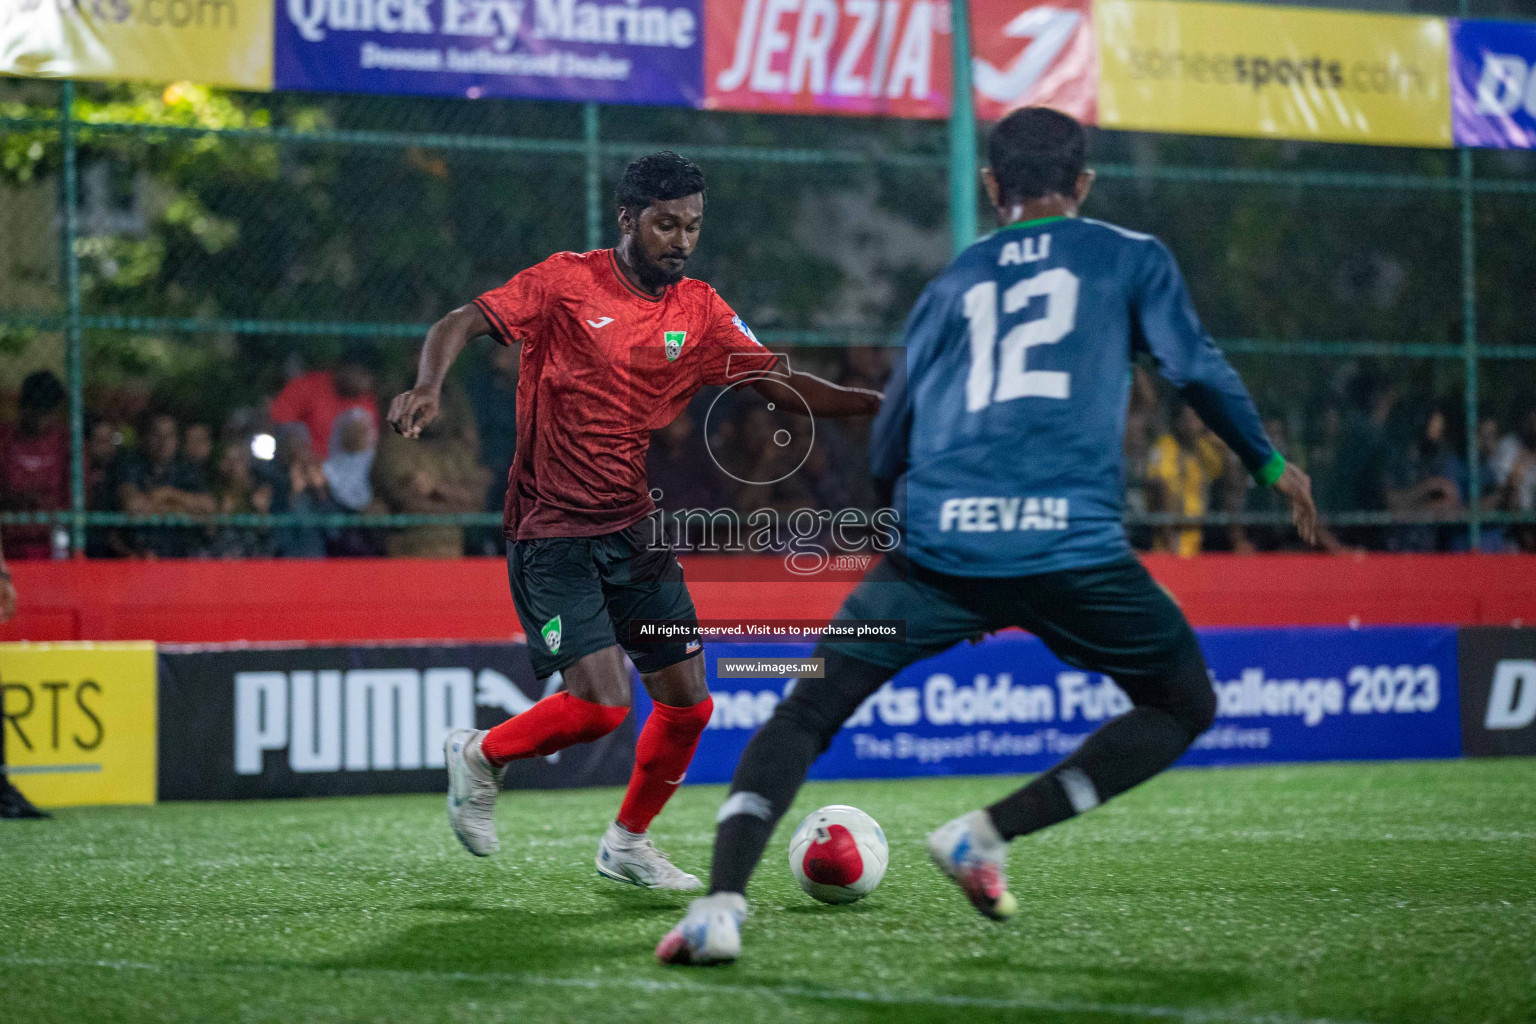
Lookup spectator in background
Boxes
[270,430,329,558]
[269,345,380,461]
[1489,407,1536,551]
[1335,372,1396,549]
[373,384,489,558]
[83,417,127,557]
[118,412,216,557]
[466,342,519,555]
[1386,405,1466,552]
[322,407,385,557]
[182,422,215,492]
[208,440,273,558]
[0,531,49,820]
[0,371,68,559]
[1474,414,1513,552]
[1146,401,1224,556]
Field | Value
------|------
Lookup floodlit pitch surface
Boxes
[3,762,1533,1024]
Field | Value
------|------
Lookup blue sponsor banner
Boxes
[1451,19,1536,149]
[636,625,1461,785]
[274,0,704,106]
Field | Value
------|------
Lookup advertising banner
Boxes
[1095,0,1452,148]
[1451,19,1536,149]
[273,0,704,106]
[1457,627,1536,757]
[0,0,273,90]
[0,642,157,808]
[970,0,1097,124]
[156,642,636,799]
[675,625,1461,785]
[704,0,950,118]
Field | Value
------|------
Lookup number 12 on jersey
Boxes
[963,268,1080,413]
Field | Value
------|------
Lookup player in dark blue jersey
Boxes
[657,108,1318,965]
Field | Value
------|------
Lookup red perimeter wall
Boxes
[2,554,1533,645]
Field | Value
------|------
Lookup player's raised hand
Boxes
[388,387,441,439]
[1274,461,1319,548]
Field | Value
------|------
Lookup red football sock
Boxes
[480,691,630,766]
[616,697,714,834]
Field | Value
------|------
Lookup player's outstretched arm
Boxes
[388,303,492,438]
[750,372,881,418]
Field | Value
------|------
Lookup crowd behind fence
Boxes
[1,78,1534,560]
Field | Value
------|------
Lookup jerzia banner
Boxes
[156,642,636,799]
[668,625,1463,785]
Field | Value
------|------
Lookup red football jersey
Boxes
[474,248,777,540]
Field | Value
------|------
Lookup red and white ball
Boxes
[787,804,888,904]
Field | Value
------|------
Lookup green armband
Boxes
[1254,451,1286,488]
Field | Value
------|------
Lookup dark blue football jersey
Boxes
[870,216,1280,578]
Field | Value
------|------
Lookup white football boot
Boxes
[595,822,703,890]
[655,892,748,965]
[444,729,506,857]
[927,809,1018,922]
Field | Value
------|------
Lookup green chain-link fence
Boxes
[1,62,1534,556]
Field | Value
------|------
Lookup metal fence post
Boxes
[584,102,602,252]
[59,80,85,556]
[1460,146,1481,551]
[948,0,978,256]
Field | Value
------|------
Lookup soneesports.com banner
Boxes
[0,641,158,808]
[0,0,274,89]
[1095,0,1452,148]
[156,641,636,799]
[666,625,1462,785]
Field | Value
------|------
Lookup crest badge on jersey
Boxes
[664,330,687,361]
[541,615,563,654]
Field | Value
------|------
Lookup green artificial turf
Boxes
[2,760,1533,1024]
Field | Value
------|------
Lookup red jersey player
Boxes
[388,152,881,888]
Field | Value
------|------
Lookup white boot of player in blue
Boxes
[655,892,748,965]
[928,809,1018,922]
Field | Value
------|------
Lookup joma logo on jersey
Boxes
[664,331,687,361]
[939,496,1068,532]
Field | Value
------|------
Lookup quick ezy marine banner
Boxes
[0,0,274,89]
[273,0,705,105]
[1095,0,1452,148]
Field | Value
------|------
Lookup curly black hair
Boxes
[615,151,706,218]
[988,107,1086,205]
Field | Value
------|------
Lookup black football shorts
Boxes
[507,521,702,679]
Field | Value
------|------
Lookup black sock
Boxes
[987,705,1199,840]
[709,650,894,895]
[708,701,834,894]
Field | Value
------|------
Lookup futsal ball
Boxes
[788,804,889,904]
